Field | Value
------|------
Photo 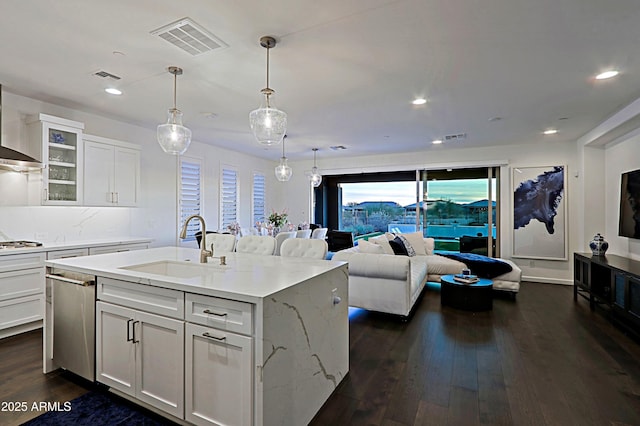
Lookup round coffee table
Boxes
[440,274,493,311]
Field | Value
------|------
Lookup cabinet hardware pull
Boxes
[203,309,227,317]
[127,319,134,342]
[132,320,140,343]
[202,332,226,341]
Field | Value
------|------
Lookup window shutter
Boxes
[253,172,266,224]
[180,159,201,241]
[221,167,238,228]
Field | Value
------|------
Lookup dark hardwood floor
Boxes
[310,282,640,426]
[2,281,640,425]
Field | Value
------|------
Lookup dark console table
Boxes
[574,252,640,336]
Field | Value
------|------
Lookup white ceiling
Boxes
[1,0,640,162]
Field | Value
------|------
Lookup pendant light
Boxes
[157,66,192,155]
[275,135,292,181]
[308,148,322,187]
[249,36,287,146]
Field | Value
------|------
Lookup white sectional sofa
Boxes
[332,233,522,317]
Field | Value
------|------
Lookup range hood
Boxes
[0,85,42,171]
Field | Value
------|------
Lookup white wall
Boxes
[284,140,578,284]
[0,91,278,247]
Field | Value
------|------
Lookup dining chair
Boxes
[280,238,328,260]
[295,229,312,239]
[274,231,296,255]
[203,233,237,253]
[236,235,277,255]
[311,228,328,240]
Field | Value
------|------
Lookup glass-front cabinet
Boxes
[28,114,84,205]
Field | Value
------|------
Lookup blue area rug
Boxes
[23,391,175,425]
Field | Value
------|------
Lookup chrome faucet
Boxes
[179,214,213,263]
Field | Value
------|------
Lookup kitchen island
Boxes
[44,246,349,426]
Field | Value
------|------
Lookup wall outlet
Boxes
[529,260,535,267]
[35,232,48,241]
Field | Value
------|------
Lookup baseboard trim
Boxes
[522,275,572,285]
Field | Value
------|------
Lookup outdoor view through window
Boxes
[340,177,497,253]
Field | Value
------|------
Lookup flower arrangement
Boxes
[268,209,288,228]
[227,221,241,235]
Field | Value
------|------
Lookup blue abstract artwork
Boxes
[513,165,567,260]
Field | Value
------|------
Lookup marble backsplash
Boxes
[0,206,134,243]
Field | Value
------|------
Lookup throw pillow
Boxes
[370,235,395,255]
[389,237,409,256]
[400,231,427,256]
[358,240,385,254]
[395,235,416,257]
[424,237,435,255]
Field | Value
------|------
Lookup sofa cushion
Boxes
[389,237,409,255]
[370,235,395,255]
[401,232,427,255]
[358,240,385,254]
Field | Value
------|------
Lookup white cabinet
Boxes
[185,293,254,426]
[27,114,84,205]
[84,134,140,207]
[0,252,45,339]
[96,300,184,418]
[185,322,253,426]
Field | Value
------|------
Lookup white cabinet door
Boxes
[114,147,140,206]
[96,301,136,396]
[135,310,184,418]
[83,135,140,206]
[27,113,84,205]
[84,140,114,205]
[96,301,184,417]
[185,322,253,426]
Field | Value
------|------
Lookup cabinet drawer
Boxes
[186,293,253,335]
[0,294,43,330]
[47,248,89,259]
[0,268,45,301]
[97,277,184,320]
[89,243,149,256]
[0,252,45,273]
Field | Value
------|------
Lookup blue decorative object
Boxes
[589,233,609,256]
[51,132,66,143]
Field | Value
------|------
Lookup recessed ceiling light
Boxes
[105,88,122,95]
[543,129,558,135]
[432,139,443,144]
[595,70,619,80]
[412,98,427,105]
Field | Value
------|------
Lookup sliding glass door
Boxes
[319,166,500,256]
[421,167,499,255]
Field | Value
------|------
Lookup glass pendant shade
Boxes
[308,148,322,187]
[310,166,322,187]
[250,36,287,145]
[157,66,191,155]
[250,93,287,146]
[157,109,192,155]
[275,157,292,181]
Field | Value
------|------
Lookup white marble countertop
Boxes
[46,246,347,303]
[0,237,153,256]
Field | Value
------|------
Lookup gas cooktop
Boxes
[0,240,43,249]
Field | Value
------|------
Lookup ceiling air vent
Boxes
[93,70,121,80]
[443,133,467,141]
[151,17,228,56]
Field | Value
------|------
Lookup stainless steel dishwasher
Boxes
[46,269,96,381]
